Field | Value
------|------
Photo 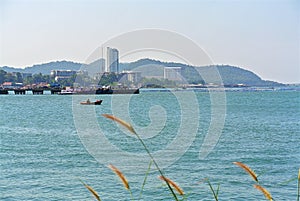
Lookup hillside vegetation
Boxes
[1,58,283,86]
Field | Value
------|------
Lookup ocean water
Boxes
[0,90,299,200]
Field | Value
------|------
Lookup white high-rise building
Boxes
[106,47,119,73]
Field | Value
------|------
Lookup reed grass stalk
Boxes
[233,162,258,182]
[108,164,133,200]
[206,179,219,201]
[80,180,101,201]
[158,176,185,195]
[253,184,273,201]
[102,114,179,201]
[139,160,153,200]
[108,164,130,190]
[297,168,300,201]
[216,182,220,198]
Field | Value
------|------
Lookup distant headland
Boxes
[1,58,285,87]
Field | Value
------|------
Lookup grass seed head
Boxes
[253,184,273,201]
[81,181,101,201]
[233,161,258,182]
[159,175,185,195]
[108,164,130,190]
[102,114,136,134]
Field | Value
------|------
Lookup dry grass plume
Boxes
[81,181,101,201]
[159,176,185,195]
[102,114,136,134]
[108,164,130,190]
[233,162,258,182]
[253,184,273,201]
[298,168,300,201]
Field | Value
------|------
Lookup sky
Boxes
[0,0,299,83]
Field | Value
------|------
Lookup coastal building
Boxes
[21,73,32,79]
[106,47,119,73]
[11,72,32,79]
[164,67,182,81]
[120,71,142,83]
[1,82,23,89]
[1,82,13,89]
[99,58,106,73]
[76,70,88,76]
[50,70,77,81]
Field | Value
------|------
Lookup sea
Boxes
[1,88,299,200]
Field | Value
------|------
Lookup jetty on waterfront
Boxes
[0,87,139,95]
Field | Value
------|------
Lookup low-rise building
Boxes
[120,71,142,83]
[50,70,77,81]
[1,82,23,89]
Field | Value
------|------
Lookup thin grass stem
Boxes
[216,182,220,198]
[297,168,300,201]
[207,179,218,201]
[139,160,153,200]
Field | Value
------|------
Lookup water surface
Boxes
[1,90,299,200]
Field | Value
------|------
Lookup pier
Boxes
[0,88,139,95]
[0,89,62,95]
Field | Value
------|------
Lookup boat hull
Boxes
[80,100,102,105]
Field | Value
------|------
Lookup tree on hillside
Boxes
[0,70,7,83]
[23,76,31,85]
[4,73,16,82]
[16,72,23,83]
[140,77,178,88]
[98,73,118,86]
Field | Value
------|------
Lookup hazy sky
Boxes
[0,0,299,83]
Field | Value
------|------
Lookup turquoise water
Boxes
[1,90,299,200]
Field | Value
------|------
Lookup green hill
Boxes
[1,61,82,74]
[120,59,283,86]
[1,58,283,86]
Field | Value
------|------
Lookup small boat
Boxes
[80,100,103,105]
[58,89,76,95]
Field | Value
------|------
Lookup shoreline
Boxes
[0,86,299,95]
